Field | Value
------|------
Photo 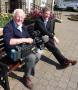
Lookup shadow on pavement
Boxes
[41,55,67,70]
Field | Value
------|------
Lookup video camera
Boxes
[29,30,45,50]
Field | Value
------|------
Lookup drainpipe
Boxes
[33,0,35,9]
[51,0,55,12]
[0,0,1,12]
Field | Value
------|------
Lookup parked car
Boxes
[55,0,78,11]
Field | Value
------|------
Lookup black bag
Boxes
[15,43,37,60]
[21,44,36,57]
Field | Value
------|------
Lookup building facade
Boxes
[0,0,8,12]
[0,0,54,13]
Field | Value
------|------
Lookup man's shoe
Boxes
[61,59,77,69]
[60,62,69,68]
[68,60,77,65]
[22,76,33,89]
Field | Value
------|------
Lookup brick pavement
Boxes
[0,11,78,90]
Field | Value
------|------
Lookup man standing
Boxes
[3,9,39,89]
[34,7,77,68]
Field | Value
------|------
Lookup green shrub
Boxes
[0,13,12,28]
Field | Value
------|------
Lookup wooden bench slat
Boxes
[8,62,22,74]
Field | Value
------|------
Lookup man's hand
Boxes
[22,38,33,44]
[56,18,63,23]
[10,38,33,45]
[53,36,59,44]
[42,35,49,43]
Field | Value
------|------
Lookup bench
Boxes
[0,28,24,90]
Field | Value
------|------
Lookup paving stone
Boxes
[9,77,19,90]
[12,82,29,90]
[58,80,68,89]
[48,79,58,87]
[66,87,76,90]
[55,86,66,90]
[68,81,77,90]
[70,70,78,83]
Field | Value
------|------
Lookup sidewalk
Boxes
[0,11,78,90]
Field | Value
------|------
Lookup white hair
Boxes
[12,9,26,18]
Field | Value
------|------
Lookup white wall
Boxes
[25,0,34,12]
[40,0,47,7]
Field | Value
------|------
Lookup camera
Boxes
[29,30,45,50]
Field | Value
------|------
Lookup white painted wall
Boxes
[25,0,33,12]
[40,0,47,7]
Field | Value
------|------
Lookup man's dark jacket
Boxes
[34,16,61,38]
[3,20,30,52]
